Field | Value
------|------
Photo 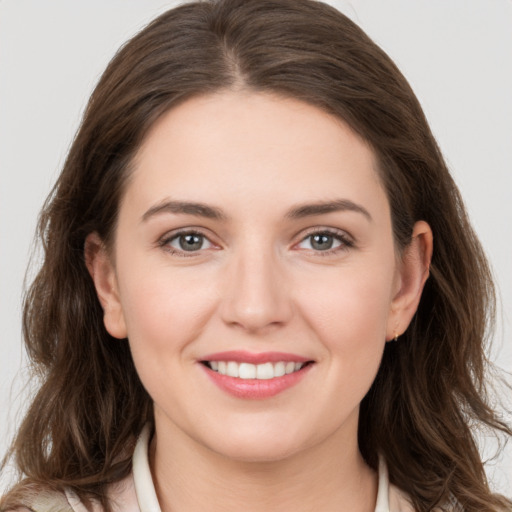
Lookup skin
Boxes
[86,91,432,512]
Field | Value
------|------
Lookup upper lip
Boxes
[200,350,312,364]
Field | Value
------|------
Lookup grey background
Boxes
[1,0,511,496]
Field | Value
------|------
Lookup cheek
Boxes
[296,265,393,388]
[115,264,220,404]
[118,266,219,350]
[299,265,393,339]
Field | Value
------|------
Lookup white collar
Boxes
[132,425,406,512]
[132,425,161,512]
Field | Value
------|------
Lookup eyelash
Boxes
[158,229,212,258]
[298,228,354,256]
[157,228,354,258]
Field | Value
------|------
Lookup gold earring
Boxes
[393,332,399,342]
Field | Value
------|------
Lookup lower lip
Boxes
[201,363,313,399]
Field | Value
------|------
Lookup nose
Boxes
[219,245,293,334]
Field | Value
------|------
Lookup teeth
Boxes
[285,362,295,374]
[239,363,256,379]
[274,361,286,377]
[207,361,306,379]
[256,362,274,380]
[226,361,239,378]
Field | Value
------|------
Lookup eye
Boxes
[296,229,353,254]
[160,230,214,255]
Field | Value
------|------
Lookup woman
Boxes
[1,0,510,511]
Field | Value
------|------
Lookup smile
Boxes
[205,361,306,379]
[199,351,314,399]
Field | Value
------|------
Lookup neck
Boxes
[150,412,378,512]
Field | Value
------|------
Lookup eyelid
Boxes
[157,227,219,257]
[293,227,355,255]
[156,226,355,258]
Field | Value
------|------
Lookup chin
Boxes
[211,439,302,464]
[198,421,315,464]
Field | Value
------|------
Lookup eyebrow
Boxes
[285,199,372,222]
[141,200,228,222]
[141,198,372,223]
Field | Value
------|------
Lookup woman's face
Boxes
[89,91,429,462]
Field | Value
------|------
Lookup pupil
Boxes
[312,234,333,250]
[179,234,202,251]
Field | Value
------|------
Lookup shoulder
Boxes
[54,474,137,512]
[2,455,139,512]
[1,488,75,512]
[34,490,75,512]
[2,484,102,512]
[380,457,464,512]
[63,474,137,512]
[388,483,467,512]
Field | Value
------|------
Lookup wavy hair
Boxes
[2,1,510,511]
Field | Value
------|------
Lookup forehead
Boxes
[125,91,388,221]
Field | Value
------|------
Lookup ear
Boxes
[386,221,433,341]
[84,233,127,339]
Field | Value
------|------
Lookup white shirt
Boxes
[64,426,415,512]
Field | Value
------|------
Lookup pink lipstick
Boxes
[199,351,314,399]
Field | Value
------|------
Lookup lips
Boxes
[200,351,314,399]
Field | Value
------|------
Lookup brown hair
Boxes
[1,1,510,511]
